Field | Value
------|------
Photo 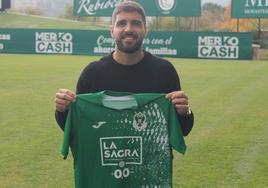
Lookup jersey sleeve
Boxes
[169,103,187,154]
[61,104,73,159]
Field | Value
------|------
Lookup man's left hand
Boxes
[166,91,190,115]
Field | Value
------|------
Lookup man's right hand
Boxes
[55,89,76,112]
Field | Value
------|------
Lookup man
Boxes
[56,1,194,187]
[55,1,194,135]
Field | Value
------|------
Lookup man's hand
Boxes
[166,91,190,115]
[55,89,76,112]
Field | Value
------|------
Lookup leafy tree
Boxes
[219,2,257,32]
[148,16,197,31]
[148,2,225,31]
[59,3,103,25]
[24,6,43,16]
[199,3,225,31]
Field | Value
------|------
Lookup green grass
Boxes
[170,58,268,187]
[0,13,109,30]
[0,54,268,188]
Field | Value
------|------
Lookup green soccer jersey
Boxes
[61,91,186,188]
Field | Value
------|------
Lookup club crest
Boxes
[133,112,147,131]
[158,0,175,12]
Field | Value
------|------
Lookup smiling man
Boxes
[55,1,194,187]
[111,6,146,55]
[55,1,193,132]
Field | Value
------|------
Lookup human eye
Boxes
[132,20,142,27]
[116,20,126,27]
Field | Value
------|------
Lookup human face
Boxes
[111,11,147,54]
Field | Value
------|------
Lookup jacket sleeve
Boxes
[55,62,94,130]
[165,61,194,136]
[178,112,194,136]
[55,110,68,131]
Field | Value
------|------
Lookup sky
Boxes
[202,0,230,6]
[11,0,231,17]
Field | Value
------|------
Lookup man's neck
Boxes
[113,49,144,65]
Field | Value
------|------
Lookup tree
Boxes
[199,3,224,31]
[59,3,103,25]
[199,3,225,31]
[148,16,198,31]
[24,6,43,16]
[219,2,257,32]
[148,2,225,32]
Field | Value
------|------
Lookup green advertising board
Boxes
[232,0,268,18]
[0,28,252,59]
[74,0,201,17]
[134,0,201,16]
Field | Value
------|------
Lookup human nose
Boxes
[124,22,132,32]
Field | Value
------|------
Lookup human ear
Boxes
[110,25,114,38]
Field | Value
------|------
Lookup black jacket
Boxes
[55,51,194,135]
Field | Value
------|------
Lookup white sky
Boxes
[202,0,230,6]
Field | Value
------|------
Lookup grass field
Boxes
[0,53,268,187]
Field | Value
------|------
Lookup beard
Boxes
[115,32,144,54]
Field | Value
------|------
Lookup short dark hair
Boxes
[111,1,146,26]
